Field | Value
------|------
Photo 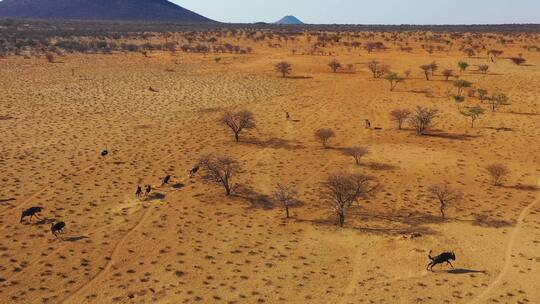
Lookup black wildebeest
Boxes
[162,175,171,186]
[189,165,200,178]
[427,250,456,271]
[145,185,152,197]
[101,147,109,157]
[51,221,66,238]
[135,185,142,198]
[20,206,43,223]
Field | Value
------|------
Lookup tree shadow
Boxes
[286,75,313,80]
[0,198,15,203]
[234,186,275,210]
[0,115,15,121]
[484,127,513,132]
[507,111,539,116]
[423,132,480,141]
[363,162,398,171]
[446,268,487,275]
[242,137,304,150]
[472,214,514,228]
[502,184,540,192]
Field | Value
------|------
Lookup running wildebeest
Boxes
[145,185,152,196]
[286,112,290,120]
[20,206,43,223]
[135,185,142,198]
[51,221,66,238]
[101,148,108,157]
[162,175,171,186]
[189,165,200,178]
[427,250,456,271]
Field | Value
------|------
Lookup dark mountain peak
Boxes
[0,0,214,23]
[275,15,304,25]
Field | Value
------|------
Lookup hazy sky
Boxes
[174,0,540,24]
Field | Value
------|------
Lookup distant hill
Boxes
[0,0,214,23]
[275,15,304,25]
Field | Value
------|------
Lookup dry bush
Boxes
[478,64,489,74]
[314,128,335,148]
[221,110,256,142]
[198,155,240,196]
[272,184,298,218]
[343,146,368,165]
[323,172,377,227]
[328,59,342,73]
[390,109,411,130]
[409,106,438,135]
[428,183,463,219]
[384,72,404,91]
[275,61,292,78]
[486,164,510,186]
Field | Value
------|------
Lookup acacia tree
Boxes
[315,128,335,148]
[272,184,298,218]
[409,106,438,135]
[343,146,368,165]
[442,69,454,81]
[328,59,342,73]
[460,106,485,128]
[478,89,488,103]
[458,61,469,73]
[453,79,472,96]
[221,110,256,142]
[324,172,377,227]
[384,72,404,91]
[429,61,438,76]
[420,64,431,80]
[428,183,463,220]
[198,155,240,196]
[488,92,509,112]
[275,61,292,77]
[390,108,411,130]
[486,164,510,186]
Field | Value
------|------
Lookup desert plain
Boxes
[0,28,539,304]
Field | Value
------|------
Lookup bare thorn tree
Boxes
[275,61,292,78]
[408,106,439,135]
[324,172,377,227]
[420,64,431,80]
[478,64,489,74]
[390,109,411,130]
[315,128,336,148]
[367,60,380,78]
[486,164,510,186]
[198,154,240,196]
[343,146,368,165]
[428,183,463,220]
[272,184,298,218]
[328,59,342,73]
[442,69,454,81]
[221,110,256,142]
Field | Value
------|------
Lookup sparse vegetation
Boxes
[486,164,510,186]
[315,128,336,148]
[458,61,469,72]
[390,109,411,130]
[342,146,368,165]
[221,110,256,142]
[328,59,342,73]
[428,183,463,219]
[409,106,438,135]
[275,61,292,78]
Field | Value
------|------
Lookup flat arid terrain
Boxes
[0,27,539,304]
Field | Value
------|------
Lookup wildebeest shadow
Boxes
[446,268,487,275]
[172,183,185,189]
[242,137,304,150]
[35,218,56,225]
[64,236,89,242]
[147,193,166,201]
